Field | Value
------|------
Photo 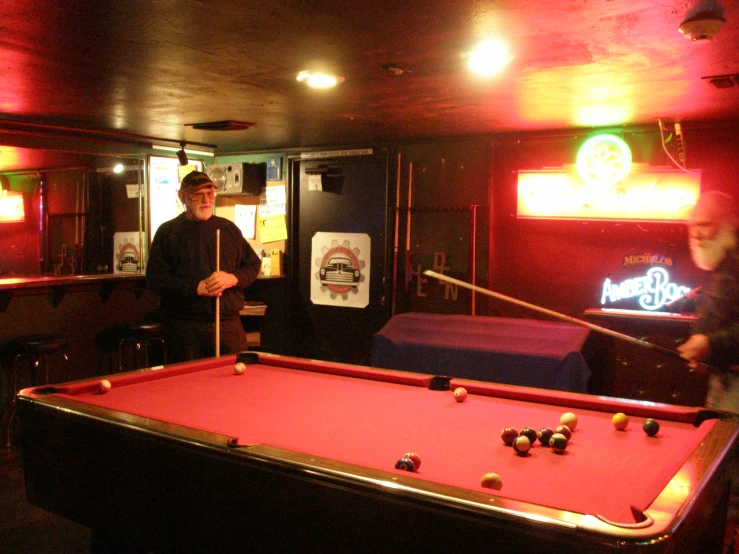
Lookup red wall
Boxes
[487,122,739,319]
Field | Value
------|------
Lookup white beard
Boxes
[690,224,737,271]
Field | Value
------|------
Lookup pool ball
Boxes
[233,362,246,375]
[537,427,554,446]
[554,425,572,441]
[560,412,578,431]
[453,387,468,402]
[395,457,416,472]
[404,452,422,470]
[520,427,538,444]
[97,379,111,394]
[501,427,519,446]
[612,412,629,430]
[481,473,503,490]
[549,433,568,453]
[512,435,531,455]
[643,419,660,437]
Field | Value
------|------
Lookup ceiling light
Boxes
[176,143,189,166]
[679,12,726,41]
[297,70,345,89]
[467,38,513,76]
[154,145,215,157]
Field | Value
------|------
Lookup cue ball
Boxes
[501,427,519,446]
[481,473,503,490]
[643,419,660,437]
[404,452,422,470]
[97,379,111,394]
[233,362,246,375]
[453,387,468,402]
[560,412,578,431]
[512,435,531,455]
[612,412,629,430]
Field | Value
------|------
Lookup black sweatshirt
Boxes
[147,213,262,321]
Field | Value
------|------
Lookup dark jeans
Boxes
[163,316,248,364]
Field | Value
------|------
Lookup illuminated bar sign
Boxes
[517,165,700,222]
[601,266,691,311]
[0,191,25,222]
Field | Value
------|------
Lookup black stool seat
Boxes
[96,322,165,373]
[10,334,68,356]
[2,333,68,448]
[121,322,164,341]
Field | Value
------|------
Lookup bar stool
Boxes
[119,322,166,370]
[96,322,165,373]
[1,333,68,448]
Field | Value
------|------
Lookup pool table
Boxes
[17,352,739,553]
[371,313,592,393]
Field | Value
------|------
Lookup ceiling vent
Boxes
[185,120,256,131]
[702,74,739,89]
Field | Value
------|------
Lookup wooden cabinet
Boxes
[583,309,708,407]
[242,276,288,354]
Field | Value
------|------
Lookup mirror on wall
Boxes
[0,145,146,278]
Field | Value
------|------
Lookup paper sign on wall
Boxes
[310,232,370,308]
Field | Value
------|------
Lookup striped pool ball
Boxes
[549,433,568,453]
[395,457,416,472]
[554,425,572,441]
[538,427,554,446]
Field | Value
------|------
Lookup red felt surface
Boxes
[52,357,714,524]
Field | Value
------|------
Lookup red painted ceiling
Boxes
[0,0,737,162]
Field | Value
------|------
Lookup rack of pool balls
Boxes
[391,389,661,493]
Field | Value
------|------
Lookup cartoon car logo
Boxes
[117,253,140,272]
[319,254,360,287]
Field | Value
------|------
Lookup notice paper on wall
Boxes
[234,204,257,239]
[258,185,286,219]
[258,214,288,243]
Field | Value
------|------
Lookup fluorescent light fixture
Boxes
[154,145,215,157]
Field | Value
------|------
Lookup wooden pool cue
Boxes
[423,270,689,363]
[405,162,413,292]
[215,229,220,357]
[392,153,401,315]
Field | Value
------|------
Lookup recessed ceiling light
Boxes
[467,38,513,76]
[297,70,345,89]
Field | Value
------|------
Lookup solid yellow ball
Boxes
[612,412,629,430]
[481,472,503,490]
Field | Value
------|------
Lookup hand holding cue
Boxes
[215,229,220,357]
[423,270,690,364]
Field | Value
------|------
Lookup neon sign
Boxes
[600,267,691,311]
[576,134,632,187]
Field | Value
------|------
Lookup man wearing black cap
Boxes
[147,170,262,363]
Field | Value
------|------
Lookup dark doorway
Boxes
[289,151,389,365]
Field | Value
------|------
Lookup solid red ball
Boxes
[404,452,422,470]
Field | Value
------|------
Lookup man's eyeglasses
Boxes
[187,189,217,202]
